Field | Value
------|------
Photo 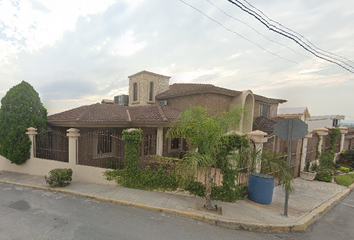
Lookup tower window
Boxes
[133,82,138,101]
[149,82,154,101]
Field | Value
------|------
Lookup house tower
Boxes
[128,70,170,106]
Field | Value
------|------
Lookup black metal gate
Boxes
[78,131,125,169]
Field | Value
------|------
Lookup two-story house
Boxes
[48,70,286,164]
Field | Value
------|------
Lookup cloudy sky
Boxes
[1,0,353,120]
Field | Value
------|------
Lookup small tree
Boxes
[0,81,47,164]
[167,106,243,209]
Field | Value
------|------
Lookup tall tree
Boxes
[167,106,243,209]
[0,81,47,164]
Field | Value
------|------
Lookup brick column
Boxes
[26,127,38,159]
[314,128,328,156]
[300,133,312,171]
[248,130,268,173]
[67,128,80,166]
[339,127,348,152]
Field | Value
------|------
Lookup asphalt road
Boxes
[0,182,353,240]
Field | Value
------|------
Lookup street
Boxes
[0,182,353,240]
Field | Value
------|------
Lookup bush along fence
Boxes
[1,126,353,200]
[104,129,272,203]
[104,128,300,203]
[260,127,351,178]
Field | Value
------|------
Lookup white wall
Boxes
[0,155,115,185]
[307,118,333,131]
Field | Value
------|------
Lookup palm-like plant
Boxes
[167,106,243,209]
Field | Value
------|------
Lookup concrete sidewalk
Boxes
[0,170,352,233]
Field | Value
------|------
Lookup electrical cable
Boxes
[226,0,354,73]
[243,0,354,66]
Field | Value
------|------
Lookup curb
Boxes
[1,179,353,233]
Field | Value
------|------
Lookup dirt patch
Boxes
[195,203,222,215]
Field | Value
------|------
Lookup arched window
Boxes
[149,82,154,101]
[133,82,138,101]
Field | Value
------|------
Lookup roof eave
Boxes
[156,89,241,100]
[48,121,174,128]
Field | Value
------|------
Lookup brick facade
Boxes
[128,71,170,106]
[167,93,232,115]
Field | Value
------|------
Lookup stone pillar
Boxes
[26,127,38,159]
[67,128,80,166]
[248,130,268,173]
[156,127,164,156]
[300,133,312,171]
[339,127,348,152]
[314,128,328,156]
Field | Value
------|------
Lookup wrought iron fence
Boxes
[35,130,68,162]
[142,134,157,156]
[78,131,125,169]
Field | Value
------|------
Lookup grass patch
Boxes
[335,174,354,187]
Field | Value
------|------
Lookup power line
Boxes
[243,0,354,66]
[226,0,354,73]
[178,0,335,76]
[205,0,316,63]
[177,0,305,67]
[228,0,354,71]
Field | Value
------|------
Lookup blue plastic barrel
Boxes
[248,172,275,205]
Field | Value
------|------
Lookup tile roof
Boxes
[253,94,287,104]
[253,116,284,133]
[128,70,171,79]
[155,83,286,104]
[155,83,242,99]
[48,103,181,124]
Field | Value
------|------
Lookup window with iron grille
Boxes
[171,138,180,150]
[97,132,112,154]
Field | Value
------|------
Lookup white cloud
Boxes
[1,0,354,118]
[0,0,115,54]
[111,31,146,56]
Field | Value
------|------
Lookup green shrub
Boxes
[185,180,248,202]
[104,165,179,191]
[311,162,319,172]
[319,153,335,169]
[304,161,311,172]
[340,166,350,173]
[211,185,248,202]
[315,167,333,182]
[0,81,47,165]
[185,181,205,197]
[339,149,354,168]
[45,168,73,187]
[343,165,354,172]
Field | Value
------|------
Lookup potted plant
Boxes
[300,160,317,181]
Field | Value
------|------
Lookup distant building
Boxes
[277,107,311,122]
[307,115,345,131]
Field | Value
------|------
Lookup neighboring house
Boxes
[277,107,311,122]
[252,116,284,134]
[48,70,287,160]
[307,115,345,131]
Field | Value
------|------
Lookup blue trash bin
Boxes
[248,172,275,205]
